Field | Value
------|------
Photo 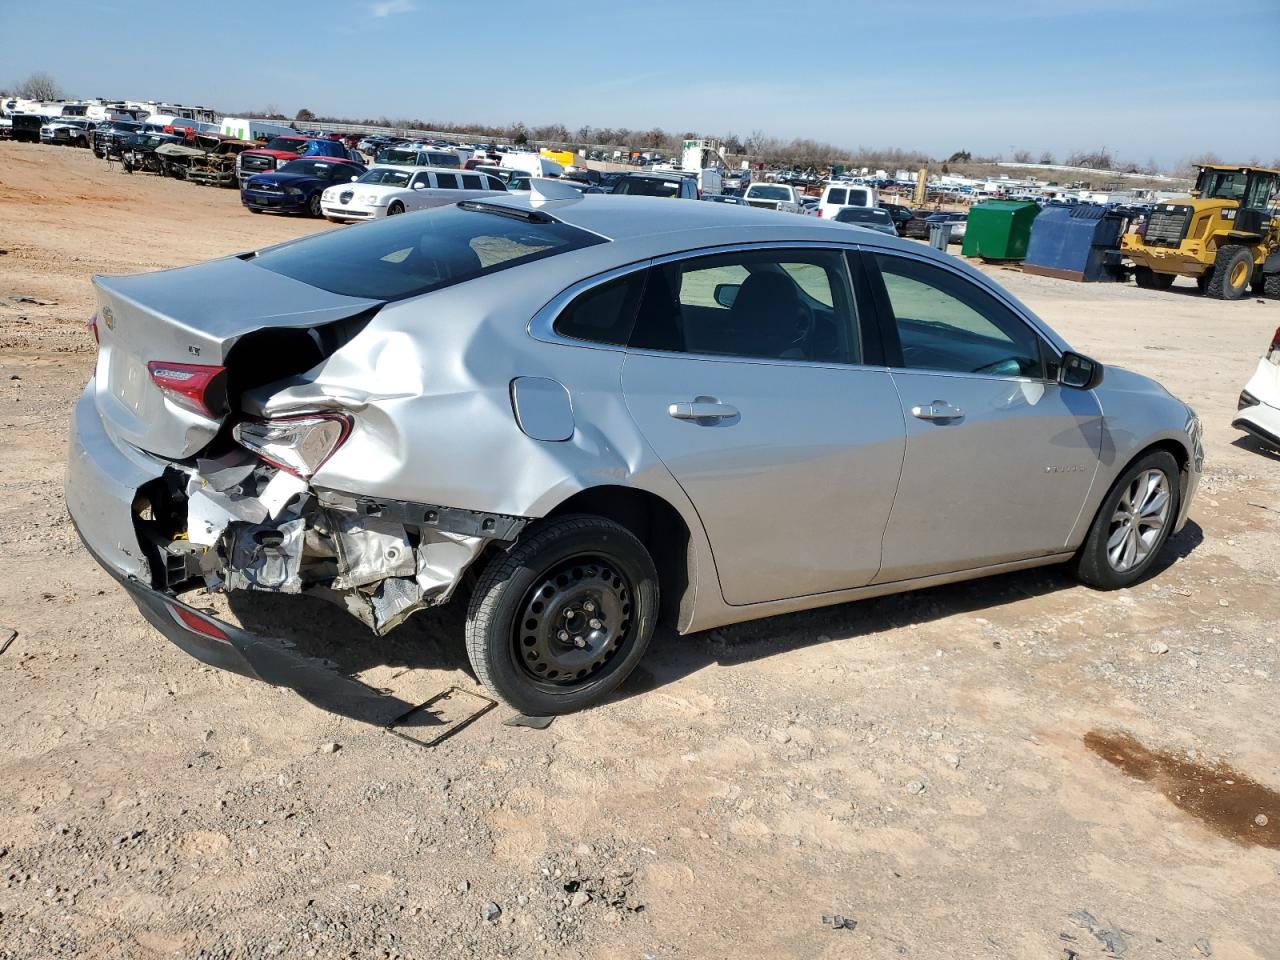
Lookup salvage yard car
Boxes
[242,158,366,217]
[1233,325,1280,449]
[67,191,1203,716]
[742,181,804,213]
[320,165,505,222]
[237,135,364,187]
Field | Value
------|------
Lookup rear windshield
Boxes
[249,204,606,301]
[747,185,790,201]
[614,177,682,198]
[263,137,306,152]
[377,148,419,165]
[835,208,891,224]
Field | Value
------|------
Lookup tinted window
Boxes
[251,205,606,301]
[874,255,1044,378]
[613,176,685,198]
[630,250,858,363]
[435,173,460,190]
[430,151,460,169]
[827,187,847,205]
[834,208,892,225]
[553,271,648,346]
[410,172,432,188]
[484,175,507,192]
[461,173,482,190]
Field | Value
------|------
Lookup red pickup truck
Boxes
[236,135,363,187]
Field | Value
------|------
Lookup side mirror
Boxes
[412,182,425,190]
[350,175,358,181]
[1057,351,1104,389]
[713,283,741,308]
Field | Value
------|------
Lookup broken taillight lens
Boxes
[167,603,230,643]
[232,413,352,478]
[147,362,227,418]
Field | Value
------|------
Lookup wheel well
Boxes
[547,486,693,630]
[1127,438,1192,505]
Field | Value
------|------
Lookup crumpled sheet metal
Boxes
[331,514,416,589]
[223,518,305,593]
[347,527,486,634]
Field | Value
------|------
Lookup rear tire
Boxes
[1265,273,1280,299]
[465,515,659,715]
[307,192,322,218]
[1205,245,1254,300]
[387,200,405,216]
[1134,266,1156,289]
[247,207,262,214]
[1070,450,1180,590]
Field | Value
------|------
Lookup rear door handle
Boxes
[911,400,964,421]
[668,399,740,421]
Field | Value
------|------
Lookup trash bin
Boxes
[1023,204,1128,282]
[961,200,1040,261]
[927,222,953,249]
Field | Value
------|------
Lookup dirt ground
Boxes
[1,141,1277,960]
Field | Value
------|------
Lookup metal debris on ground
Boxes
[821,914,857,930]
[0,627,15,655]
[1067,908,1129,955]
[10,295,55,305]
[503,713,555,730]
[386,686,496,748]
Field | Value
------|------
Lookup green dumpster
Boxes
[961,200,1041,261]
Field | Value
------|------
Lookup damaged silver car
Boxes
[67,185,1204,715]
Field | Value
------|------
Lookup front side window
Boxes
[410,172,432,188]
[874,254,1044,378]
[629,249,858,364]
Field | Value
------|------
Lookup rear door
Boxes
[619,246,906,605]
[860,250,1101,581]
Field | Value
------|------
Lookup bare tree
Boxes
[1012,149,1033,164]
[1038,151,1055,164]
[15,70,61,100]
[295,107,316,122]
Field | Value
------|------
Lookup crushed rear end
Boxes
[66,254,509,697]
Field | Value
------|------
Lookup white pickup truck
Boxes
[741,182,804,213]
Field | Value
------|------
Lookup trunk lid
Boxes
[93,255,380,460]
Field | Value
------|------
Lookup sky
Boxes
[4,0,1279,167]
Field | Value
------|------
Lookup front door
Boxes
[863,251,1102,581]
[621,247,906,605]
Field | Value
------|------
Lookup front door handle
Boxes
[911,400,965,421]
[668,399,740,421]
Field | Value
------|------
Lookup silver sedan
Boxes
[67,186,1203,715]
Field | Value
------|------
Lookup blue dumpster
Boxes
[1023,204,1128,282]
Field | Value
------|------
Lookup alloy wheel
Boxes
[1105,469,1171,572]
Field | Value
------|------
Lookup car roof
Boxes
[365,163,471,174]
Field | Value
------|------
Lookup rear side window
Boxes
[461,174,482,190]
[553,271,648,346]
[435,173,459,190]
[251,205,607,301]
[630,249,859,363]
[827,188,847,205]
[484,175,507,191]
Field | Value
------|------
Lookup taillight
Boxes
[146,362,227,418]
[167,603,230,643]
[232,413,352,478]
[1270,326,1280,353]
[87,312,99,345]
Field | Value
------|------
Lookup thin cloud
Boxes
[371,0,415,17]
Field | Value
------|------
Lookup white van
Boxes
[500,152,565,178]
[818,182,878,219]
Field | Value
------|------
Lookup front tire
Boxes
[465,516,659,715]
[1205,245,1254,300]
[307,192,322,218]
[1070,450,1180,589]
[387,200,405,216]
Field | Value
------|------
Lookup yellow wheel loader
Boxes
[1120,165,1280,300]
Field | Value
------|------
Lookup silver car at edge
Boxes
[66,185,1204,715]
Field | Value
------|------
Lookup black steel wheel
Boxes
[466,516,658,714]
